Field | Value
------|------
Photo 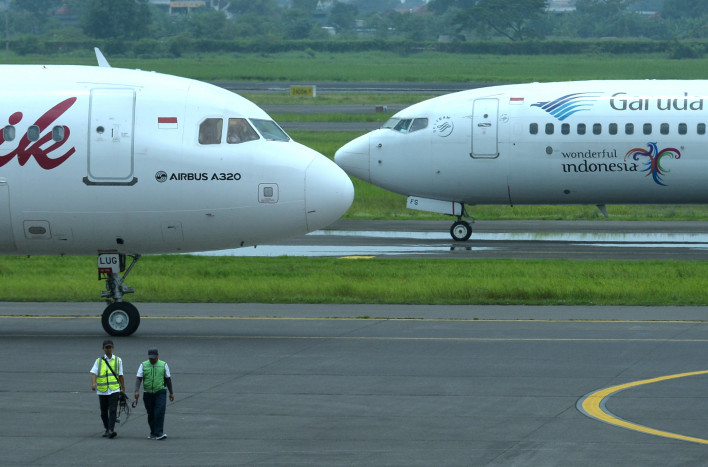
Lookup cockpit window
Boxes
[383,117,427,133]
[227,118,260,144]
[198,118,223,145]
[393,119,412,133]
[250,119,290,142]
[409,118,428,133]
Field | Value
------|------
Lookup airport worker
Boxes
[134,347,174,440]
[90,339,125,438]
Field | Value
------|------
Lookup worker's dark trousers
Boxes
[144,389,167,436]
[99,393,119,431]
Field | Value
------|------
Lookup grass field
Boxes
[1,256,706,306]
[11,51,708,82]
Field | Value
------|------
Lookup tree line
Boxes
[7,0,708,53]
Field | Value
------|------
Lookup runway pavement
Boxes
[202,220,708,260]
[2,302,708,465]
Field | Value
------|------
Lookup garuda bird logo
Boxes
[531,92,602,121]
[624,143,681,186]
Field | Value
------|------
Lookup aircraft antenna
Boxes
[94,48,111,68]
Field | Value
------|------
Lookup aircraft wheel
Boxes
[450,220,472,242]
[101,302,140,336]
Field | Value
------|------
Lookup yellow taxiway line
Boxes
[578,370,708,444]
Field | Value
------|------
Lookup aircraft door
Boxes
[0,180,15,252]
[471,98,499,158]
[85,89,137,185]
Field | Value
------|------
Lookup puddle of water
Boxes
[581,243,708,249]
[189,230,708,257]
[312,230,708,243]
[192,245,497,257]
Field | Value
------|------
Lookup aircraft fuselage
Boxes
[335,81,708,209]
[0,65,352,256]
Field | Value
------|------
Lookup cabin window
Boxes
[2,125,15,142]
[250,119,290,142]
[198,118,223,145]
[561,123,570,135]
[609,123,618,135]
[698,123,706,135]
[409,118,428,133]
[593,123,601,135]
[529,123,538,135]
[393,119,412,133]
[660,123,669,135]
[52,126,65,142]
[27,125,40,142]
[545,123,554,135]
[643,123,652,135]
[577,123,586,135]
[227,118,259,144]
[679,123,687,135]
[625,123,634,135]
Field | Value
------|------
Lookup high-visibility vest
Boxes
[96,356,121,393]
[142,360,166,393]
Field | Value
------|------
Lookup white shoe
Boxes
[156,433,167,440]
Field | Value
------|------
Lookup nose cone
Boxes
[334,133,371,182]
[305,156,354,231]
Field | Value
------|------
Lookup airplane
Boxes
[0,50,353,336]
[334,81,708,241]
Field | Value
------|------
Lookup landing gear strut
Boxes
[405,196,475,242]
[98,253,141,336]
[449,205,474,242]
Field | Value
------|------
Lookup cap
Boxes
[148,347,158,357]
[102,339,114,348]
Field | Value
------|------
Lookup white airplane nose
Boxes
[334,133,371,182]
[305,156,354,231]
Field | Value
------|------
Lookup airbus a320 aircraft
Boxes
[0,51,353,336]
[335,81,707,240]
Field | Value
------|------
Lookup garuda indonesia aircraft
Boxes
[335,81,704,240]
[0,51,353,336]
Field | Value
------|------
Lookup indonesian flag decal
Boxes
[158,117,178,129]
[509,97,524,105]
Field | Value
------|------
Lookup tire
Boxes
[450,220,472,242]
[102,302,140,336]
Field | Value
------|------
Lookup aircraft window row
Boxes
[2,125,66,142]
[382,117,429,133]
[198,117,290,145]
[530,122,708,136]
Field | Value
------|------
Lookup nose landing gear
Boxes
[102,301,140,336]
[449,204,474,242]
[450,219,473,242]
[405,196,475,242]
[98,253,141,336]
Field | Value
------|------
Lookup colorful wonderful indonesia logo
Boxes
[625,143,681,186]
[531,92,602,121]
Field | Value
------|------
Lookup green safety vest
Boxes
[96,356,121,393]
[142,360,166,393]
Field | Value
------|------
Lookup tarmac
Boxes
[2,302,708,465]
